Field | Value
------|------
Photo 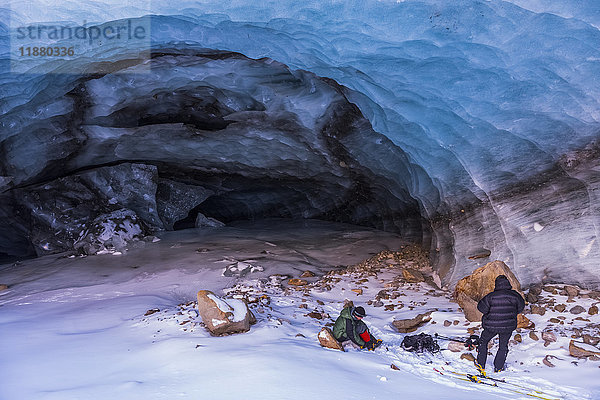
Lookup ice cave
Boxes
[2,2,600,400]
[1,0,599,290]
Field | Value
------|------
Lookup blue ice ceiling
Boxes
[1,0,599,288]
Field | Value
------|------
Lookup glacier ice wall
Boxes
[1,0,599,288]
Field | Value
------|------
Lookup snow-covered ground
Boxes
[0,219,598,400]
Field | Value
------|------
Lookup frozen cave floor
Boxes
[0,219,598,399]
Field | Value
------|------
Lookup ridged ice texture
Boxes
[1,0,600,287]
[0,49,425,260]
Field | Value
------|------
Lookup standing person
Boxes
[476,275,525,374]
[332,305,381,350]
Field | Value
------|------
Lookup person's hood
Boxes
[340,306,353,320]
[494,275,512,291]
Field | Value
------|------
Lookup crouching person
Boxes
[332,305,381,350]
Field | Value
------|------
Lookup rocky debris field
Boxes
[139,245,599,398]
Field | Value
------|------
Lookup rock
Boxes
[0,284,8,291]
[300,270,316,278]
[448,341,465,352]
[196,290,253,336]
[570,305,586,315]
[554,304,567,312]
[530,305,546,315]
[74,209,148,255]
[391,363,400,370]
[306,312,326,320]
[583,335,600,346]
[15,164,162,257]
[460,353,476,362]
[529,332,539,341]
[223,261,263,278]
[377,289,390,299]
[528,284,543,296]
[526,292,539,303]
[453,260,522,321]
[144,308,160,316]
[444,320,452,327]
[392,311,433,333]
[542,331,557,347]
[588,291,600,300]
[455,291,482,322]
[543,355,557,367]
[517,314,534,329]
[543,285,557,293]
[514,333,522,343]
[156,179,214,230]
[569,340,600,358]
[402,268,425,283]
[195,213,225,228]
[288,278,308,286]
[589,306,599,315]
[549,318,561,323]
[318,327,345,351]
[565,285,579,297]
[467,249,491,260]
[351,288,363,295]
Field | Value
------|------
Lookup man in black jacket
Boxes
[476,275,525,374]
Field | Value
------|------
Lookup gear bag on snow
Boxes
[401,333,440,353]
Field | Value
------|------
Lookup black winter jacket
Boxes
[477,276,525,332]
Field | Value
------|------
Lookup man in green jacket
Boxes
[332,305,381,350]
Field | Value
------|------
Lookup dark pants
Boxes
[476,329,512,371]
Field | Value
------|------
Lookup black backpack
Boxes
[401,333,440,353]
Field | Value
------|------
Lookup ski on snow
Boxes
[444,367,562,399]
[433,367,562,400]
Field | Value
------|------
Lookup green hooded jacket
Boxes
[332,306,368,347]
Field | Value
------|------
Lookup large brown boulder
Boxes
[197,290,254,336]
[453,260,523,322]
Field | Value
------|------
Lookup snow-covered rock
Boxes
[74,209,147,255]
[196,290,254,336]
[317,327,344,351]
[569,341,600,359]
